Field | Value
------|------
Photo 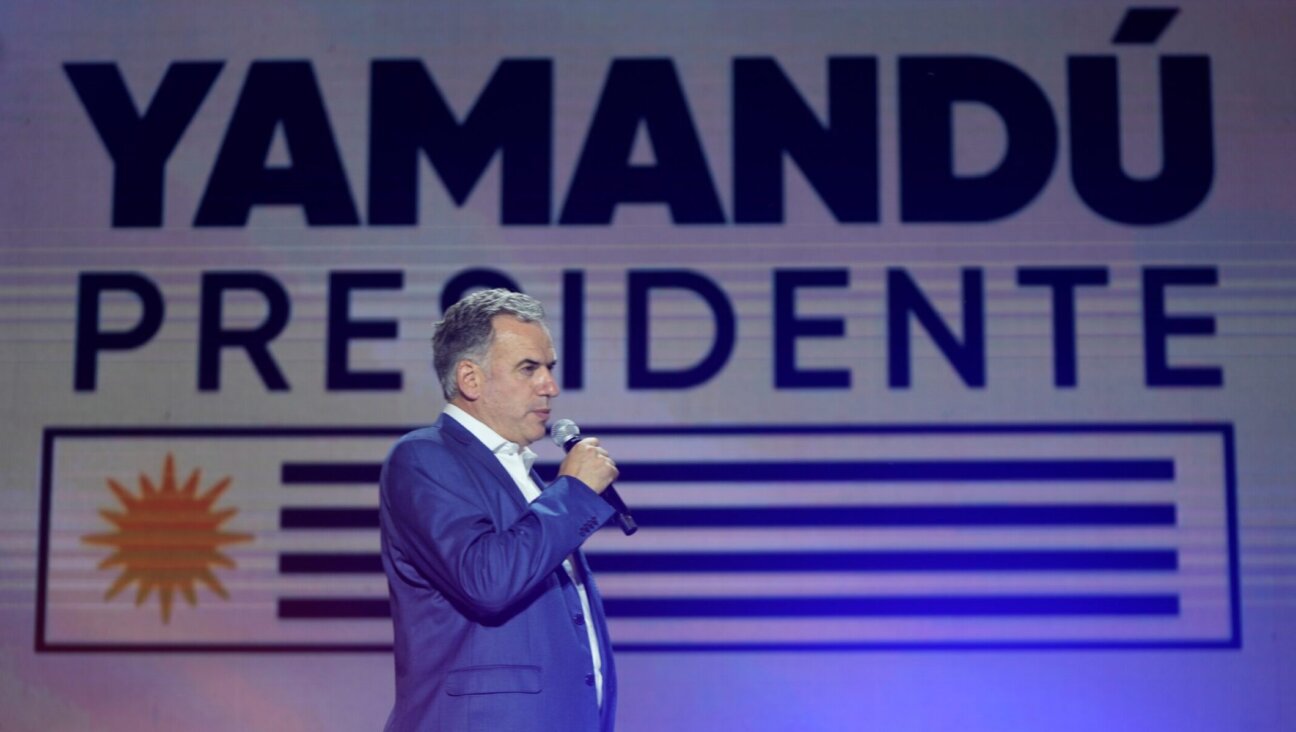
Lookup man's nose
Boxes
[538,368,559,397]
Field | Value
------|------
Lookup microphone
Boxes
[551,419,638,536]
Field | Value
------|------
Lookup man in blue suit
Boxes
[379,289,621,731]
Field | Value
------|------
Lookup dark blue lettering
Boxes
[774,269,850,388]
[887,268,986,387]
[195,61,359,226]
[899,57,1057,222]
[1069,56,1214,224]
[560,59,725,225]
[733,57,878,223]
[562,270,585,390]
[64,62,222,227]
[1017,267,1110,387]
[198,272,291,390]
[327,271,403,391]
[628,270,735,388]
[369,59,551,225]
[1142,267,1222,386]
[74,272,165,391]
[439,269,521,313]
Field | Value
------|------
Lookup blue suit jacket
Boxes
[379,414,618,731]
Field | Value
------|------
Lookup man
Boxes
[379,288,620,732]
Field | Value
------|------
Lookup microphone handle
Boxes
[563,436,638,536]
[601,485,638,536]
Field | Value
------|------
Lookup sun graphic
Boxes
[83,453,253,623]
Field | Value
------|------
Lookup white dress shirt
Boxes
[443,404,605,706]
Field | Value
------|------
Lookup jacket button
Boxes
[585,673,595,686]
[574,613,585,626]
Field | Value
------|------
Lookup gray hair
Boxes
[432,288,546,400]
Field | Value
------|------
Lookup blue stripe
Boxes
[280,553,382,574]
[281,508,377,529]
[632,504,1176,527]
[588,550,1178,573]
[277,549,1177,575]
[276,594,1180,620]
[279,598,388,619]
[277,458,1174,486]
[279,503,1177,530]
[282,462,379,484]
[602,594,1181,618]
[600,459,1175,482]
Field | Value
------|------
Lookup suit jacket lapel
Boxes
[439,413,529,514]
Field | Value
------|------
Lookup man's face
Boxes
[471,316,559,446]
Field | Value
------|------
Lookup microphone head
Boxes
[551,419,581,448]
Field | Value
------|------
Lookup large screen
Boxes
[2,1,1293,729]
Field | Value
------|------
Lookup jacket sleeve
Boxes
[380,437,615,620]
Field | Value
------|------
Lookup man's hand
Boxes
[558,437,618,494]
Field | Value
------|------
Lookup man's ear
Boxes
[456,360,482,400]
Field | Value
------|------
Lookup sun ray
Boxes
[104,570,136,600]
[213,531,253,546]
[179,579,198,607]
[195,568,229,599]
[106,479,138,508]
[161,453,177,493]
[181,468,201,497]
[198,476,232,508]
[82,455,252,624]
[92,509,127,530]
[135,578,154,605]
[159,584,174,624]
[211,507,239,524]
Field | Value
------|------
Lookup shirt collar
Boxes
[444,404,538,470]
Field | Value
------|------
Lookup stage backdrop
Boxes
[2,1,1294,730]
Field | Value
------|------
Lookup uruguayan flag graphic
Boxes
[39,424,1237,651]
